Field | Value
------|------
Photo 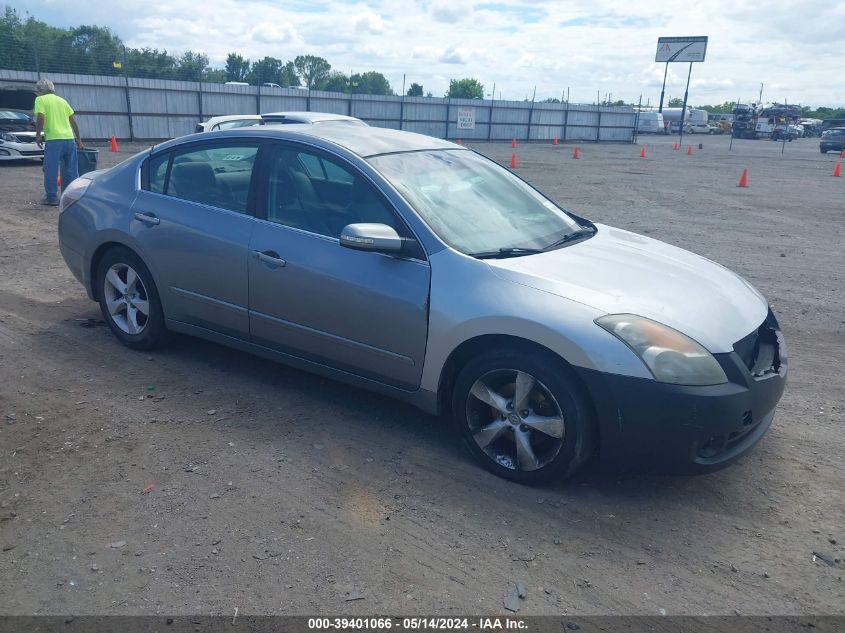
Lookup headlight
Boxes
[595,314,728,386]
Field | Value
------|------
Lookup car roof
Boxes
[202,114,262,124]
[157,125,462,158]
[260,111,361,123]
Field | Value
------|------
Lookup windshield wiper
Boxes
[541,226,597,251]
[469,247,545,259]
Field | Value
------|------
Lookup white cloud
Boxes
[250,23,300,45]
[354,12,385,35]
[14,0,845,106]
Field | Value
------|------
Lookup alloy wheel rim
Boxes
[103,263,150,335]
[466,369,565,472]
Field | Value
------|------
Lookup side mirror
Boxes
[340,223,404,254]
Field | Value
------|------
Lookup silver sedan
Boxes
[57,126,786,483]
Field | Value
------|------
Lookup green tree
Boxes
[320,71,349,93]
[447,78,484,99]
[64,25,122,75]
[174,51,209,81]
[293,55,331,89]
[225,53,250,82]
[204,68,226,83]
[406,82,423,97]
[279,61,298,87]
[0,7,29,70]
[125,47,177,79]
[247,56,282,85]
[349,71,392,95]
[667,97,685,107]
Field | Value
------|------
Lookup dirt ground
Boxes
[0,133,843,616]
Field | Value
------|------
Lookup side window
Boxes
[323,160,354,184]
[214,119,260,131]
[165,144,259,213]
[266,146,401,239]
[148,152,169,194]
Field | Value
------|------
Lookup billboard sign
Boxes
[457,106,475,130]
[655,36,708,63]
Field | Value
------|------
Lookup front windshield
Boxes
[0,110,32,121]
[369,149,583,254]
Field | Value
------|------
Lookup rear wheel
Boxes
[96,247,170,350]
[452,348,595,484]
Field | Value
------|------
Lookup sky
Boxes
[10,0,845,106]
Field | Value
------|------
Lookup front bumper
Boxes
[0,141,44,160]
[821,142,844,152]
[576,311,787,474]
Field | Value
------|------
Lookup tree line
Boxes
[4,7,840,112]
[0,7,490,99]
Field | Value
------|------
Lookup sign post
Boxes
[655,36,708,146]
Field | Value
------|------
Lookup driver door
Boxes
[247,144,431,389]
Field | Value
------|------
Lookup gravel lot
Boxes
[1,133,843,616]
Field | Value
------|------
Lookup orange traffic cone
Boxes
[455,138,462,145]
[834,162,841,177]
[687,145,693,155]
[737,168,749,188]
[552,137,558,145]
[639,147,646,158]
[110,135,119,152]
[572,146,580,159]
[673,142,679,151]
[511,138,517,148]
[840,148,845,158]
[57,174,61,188]
[509,153,517,168]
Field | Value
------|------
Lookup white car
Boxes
[0,110,43,161]
[261,112,367,127]
[195,115,262,133]
[196,112,367,134]
[683,122,710,134]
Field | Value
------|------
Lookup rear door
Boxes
[132,140,261,338]
[247,143,431,388]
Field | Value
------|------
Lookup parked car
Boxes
[683,122,710,134]
[195,115,262,133]
[0,86,43,162]
[196,112,367,133]
[771,124,801,142]
[819,128,845,154]
[57,126,787,483]
[706,123,723,134]
[0,109,43,161]
[261,111,367,127]
[261,83,282,89]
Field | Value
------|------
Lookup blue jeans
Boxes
[43,139,79,202]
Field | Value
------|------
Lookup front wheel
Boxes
[452,348,595,484]
[96,246,170,350]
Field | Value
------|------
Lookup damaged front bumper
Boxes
[576,310,787,474]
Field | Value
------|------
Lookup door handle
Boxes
[253,250,286,267]
[134,212,160,226]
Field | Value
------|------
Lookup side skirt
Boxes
[165,319,440,415]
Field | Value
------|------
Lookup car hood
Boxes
[486,224,768,353]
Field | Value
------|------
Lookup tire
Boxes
[451,347,596,485]
[96,246,170,350]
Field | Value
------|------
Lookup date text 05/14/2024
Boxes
[307,618,528,630]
